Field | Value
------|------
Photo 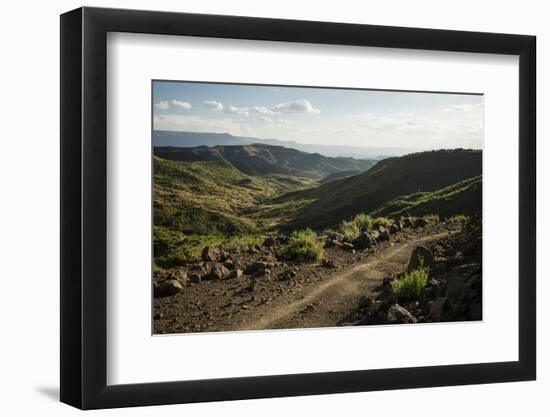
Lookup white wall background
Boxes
[0,0,545,415]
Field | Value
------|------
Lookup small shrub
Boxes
[447,214,468,224]
[339,220,361,241]
[423,214,440,223]
[353,213,374,231]
[373,217,394,228]
[392,265,429,303]
[283,228,324,261]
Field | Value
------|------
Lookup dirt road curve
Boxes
[242,232,448,331]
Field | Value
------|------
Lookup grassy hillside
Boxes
[277,149,482,230]
[153,156,315,267]
[154,144,376,179]
[369,175,482,219]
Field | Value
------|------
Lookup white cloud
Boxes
[443,102,483,113]
[154,99,192,110]
[272,99,320,114]
[170,100,192,109]
[154,114,256,137]
[154,101,170,110]
[204,100,223,111]
[224,105,250,116]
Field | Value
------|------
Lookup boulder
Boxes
[155,279,184,297]
[278,268,298,281]
[230,268,243,278]
[378,227,390,241]
[407,246,434,272]
[342,242,355,250]
[322,258,338,268]
[389,224,400,234]
[223,259,234,269]
[445,264,480,303]
[168,269,187,282]
[201,246,221,262]
[386,304,417,324]
[245,261,270,276]
[414,218,428,228]
[430,297,451,321]
[401,217,413,228]
[368,300,384,317]
[354,231,376,250]
[188,272,202,284]
[203,264,230,281]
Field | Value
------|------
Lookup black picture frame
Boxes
[60,6,536,410]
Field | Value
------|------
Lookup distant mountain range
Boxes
[153,130,417,159]
[154,144,377,179]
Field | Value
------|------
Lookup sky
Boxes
[153,81,483,150]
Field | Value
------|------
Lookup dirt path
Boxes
[241,232,448,331]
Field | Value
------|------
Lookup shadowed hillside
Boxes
[277,149,482,230]
[154,144,377,179]
[369,175,482,219]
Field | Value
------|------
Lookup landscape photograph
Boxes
[152,81,483,334]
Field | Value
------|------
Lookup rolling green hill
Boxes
[154,144,376,179]
[369,175,482,219]
[276,149,482,230]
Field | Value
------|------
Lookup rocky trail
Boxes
[243,232,448,331]
[153,217,483,335]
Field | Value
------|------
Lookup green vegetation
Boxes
[282,229,324,261]
[447,214,469,224]
[392,264,429,303]
[373,216,394,228]
[339,220,361,241]
[278,149,482,230]
[153,147,482,271]
[369,176,481,220]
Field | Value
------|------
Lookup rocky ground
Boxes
[153,218,481,334]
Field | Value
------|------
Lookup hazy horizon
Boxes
[153,81,483,151]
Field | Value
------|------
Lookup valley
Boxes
[152,141,482,334]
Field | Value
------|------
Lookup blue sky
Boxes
[153,81,483,150]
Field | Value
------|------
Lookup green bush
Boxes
[283,229,324,261]
[447,214,468,224]
[392,265,429,303]
[353,213,374,231]
[339,220,361,241]
[423,214,440,223]
[373,216,394,228]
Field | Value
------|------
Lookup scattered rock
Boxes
[354,231,376,250]
[378,227,390,241]
[203,264,230,281]
[278,268,298,281]
[223,259,234,269]
[342,242,355,250]
[386,304,417,324]
[414,218,428,228]
[430,297,452,321]
[407,245,434,271]
[201,246,221,262]
[245,261,270,276]
[155,279,184,297]
[230,268,243,278]
[321,258,338,268]
[368,300,384,316]
[188,273,202,284]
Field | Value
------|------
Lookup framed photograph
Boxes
[60,6,536,409]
